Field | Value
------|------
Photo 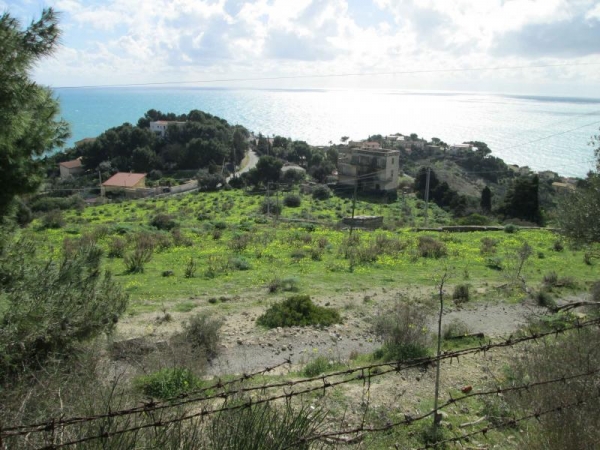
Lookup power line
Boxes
[51,62,600,90]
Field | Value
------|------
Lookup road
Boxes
[227,149,258,182]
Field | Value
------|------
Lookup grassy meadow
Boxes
[22,188,597,314]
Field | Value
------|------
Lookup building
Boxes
[448,143,473,154]
[59,157,83,179]
[338,146,400,191]
[149,121,185,137]
[102,172,147,194]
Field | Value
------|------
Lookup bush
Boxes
[301,356,341,377]
[124,233,155,273]
[108,237,127,258]
[535,289,556,308]
[443,319,472,339]
[591,281,600,302]
[257,295,342,328]
[229,257,251,271]
[486,257,504,271]
[181,313,223,360]
[452,284,470,305]
[543,271,558,287]
[417,235,447,258]
[480,237,498,255]
[260,198,282,215]
[228,233,252,252]
[41,209,65,229]
[504,223,518,233]
[502,327,600,450]
[0,239,128,378]
[184,257,197,278]
[150,213,177,231]
[283,194,301,207]
[553,240,564,252]
[372,302,431,362]
[459,213,490,226]
[134,367,201,400]
[267,276,299,293]
[312,184,331,200]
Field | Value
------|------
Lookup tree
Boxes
[557,131,600,243]
[340,136,349,143]
[498,175,542,225]
[480,186,492,212]
[0,9,69,219]
[255,155,283,185]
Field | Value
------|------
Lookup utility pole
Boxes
[275,183,280,222]
[349,178,358,239]
[424,167,431,228]
[266,182,271,217]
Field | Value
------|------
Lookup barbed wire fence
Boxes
[2,317,599,449]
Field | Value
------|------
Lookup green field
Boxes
[21,189,597,314]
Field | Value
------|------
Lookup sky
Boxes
[5,0,600,96]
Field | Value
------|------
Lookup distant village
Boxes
[56,120,578,201]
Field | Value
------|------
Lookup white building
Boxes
[149,121,185,137]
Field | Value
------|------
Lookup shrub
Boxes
[452,284,470,305]
[181,313,223,360]
[504,223,518,233]
[124,233,155,274]
[108,237,127,258]
[134,367,201,400]
[543,271,558,287]
[260,198,282,215]
[442,319,472,339]
[257,295,341,328]
[267,276,299,293]
[228,233,252,252]
[150,213,177,231]
[553,240,564,252]
[486,257,504,270]
[171,228,193,247]
[41,209,65,229]
[480,237,498,255]
[206,402,326,449]
[535,289,556,308]
[502,327,600,450]
[312,184,331,200]
[229,257,251,271]
[417,235,447,258]
[372,302,431,362]
[0,239,128,378]
[283,194,301,207]
[591,281,600,302]
[301,356,342,377]
[184,257,197,278]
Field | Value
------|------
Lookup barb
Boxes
[282,367,600,448]
[416,392,600,449]
[2,316,599,446]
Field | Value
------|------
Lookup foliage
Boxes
[124,233,154,273]
[556,173,600,244]
[179,313,223,360]
[206,401,327,450]
[312,184,332,200]
[498,175,542,225]
[414,168,467,215]
[134,367,201,400]
[150,213,178,231]
[372,302,431,362]
[459,213,490,226]
[197,170,225,192]
[261,198,282,215]
[41,209,65,229]
[301,356,342,377]
[0,238,128,378]
[480,185,492,212]
[283,194,302,207]
[267,276,299,293]
[256,295,341,328]
[502,327,600,450]
[0,8,70,219]
[417,235,447,258]
[452,284,470,304]
[255,155,283,185]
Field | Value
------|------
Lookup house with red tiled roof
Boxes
[59,157,83,179]
[102,172,147,193]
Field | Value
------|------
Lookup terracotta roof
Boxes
[59,158,83,169]
[102,172,146,187]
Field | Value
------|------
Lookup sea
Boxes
[54,87,600,178]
